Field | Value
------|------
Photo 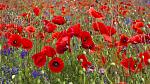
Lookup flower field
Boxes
[0,0,150,84]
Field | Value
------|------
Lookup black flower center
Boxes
[52,61,59,67]
[121,38,128,43]
[83,38,87,42]
[13,40,17,44]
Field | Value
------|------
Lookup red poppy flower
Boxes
[16,25,23,33]
[135,22,144,28]
[80,31,92,42]
[92,22,116,36]
[0,24,5,30]
[43,22,57,33]
[6,23,15,29]
[135,28,143,34]
[25,26,36,33]
[33,6,40,16]
[20,12,30,18]
[4,32,11,39]
[21,38,33,50]
[48,57,64,73]
[120,10,128,16]
[42,20,51,25]
[77,54,88,62]
[8,34,22,48]
[41,46,56,57]
[139,51,150,65]
[1,23,7,30]
[56,35,71,54]
[99,5,109,12]
[52,15,66,25]
[61,6,66,15]
[92,22,106,32]
[0,3,8,10]
[102,34,112,43]
[58,30,70,39]
[120,57,137,72]
[88,7,104,19]
[119,34,129,46]
[132,20,144,34]
[132,25,143,34]
[80,31,95,49]
[32,52,46,68]
[67,23,82,37]
[105,26,116,36]
[36,32,45,40]
[136,61,143,72]
[52,30,68,42]
[137,6,145,13]
[20,12,27,17]
[52,32,60,39]
[81,39,95,49]
[81,61,92,70]
[56,43,68,54]
[128,34,150,44]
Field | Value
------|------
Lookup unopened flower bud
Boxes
[110,62,115,66]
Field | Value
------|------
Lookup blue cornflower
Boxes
[20,50,28,59]
[147,1,150,5]
[124,18,131,25]
[65,16,71,21]
[11,67,19,75]
[0,47,15,56]
[1,48,11,56]
[32,70,41,78]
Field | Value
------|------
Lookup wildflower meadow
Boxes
[0,0,150,84]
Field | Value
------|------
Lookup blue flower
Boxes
[124,18,131,25]
[0,47,15,56]
[147,1,150,5]
[65,16,71,21]
[20,50,28,59]
[1,48,11,56]
[11,67,19,75]
[32,70,40,78]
